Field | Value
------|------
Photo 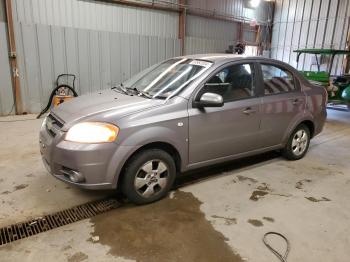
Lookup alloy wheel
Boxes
[134,159,169,198]
[291,129,308,156]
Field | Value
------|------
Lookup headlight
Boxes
[65,122,119,143]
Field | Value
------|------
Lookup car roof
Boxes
[177,53,279,64]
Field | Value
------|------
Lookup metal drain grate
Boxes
[0,198,120,246]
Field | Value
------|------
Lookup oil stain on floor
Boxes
[67,251,88,262]
[247,219,264,227]
[262,217,275,223]
[13,184,28,191]
[1,184,28,195]
[90,191,243,262]
[249,190,268,201]
[295,179,312,190]
[305,196,331,202]
[211,215,237,225]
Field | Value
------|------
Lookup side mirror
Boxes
[196,92,224,108]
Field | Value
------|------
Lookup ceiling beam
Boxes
[100,0,180,13]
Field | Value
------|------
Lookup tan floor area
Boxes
[0,109,349,262]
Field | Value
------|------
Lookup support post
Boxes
[344,17,350,74]
[178,0,186,55]
[5,0,23,114]
[256,25,263,55]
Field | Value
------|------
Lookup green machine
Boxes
[294,48,350,110]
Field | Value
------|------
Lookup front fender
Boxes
[121,126,186,149]
[107,124,188,187]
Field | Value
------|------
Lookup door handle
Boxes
[291,99,302,105]
[243,107,256,115]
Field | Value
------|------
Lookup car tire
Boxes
[121,149,176,205]
[282,124,310,161]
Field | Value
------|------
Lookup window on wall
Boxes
[261,64,296,95]
[203,63,255,102]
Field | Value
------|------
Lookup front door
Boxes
[188,63,262,164]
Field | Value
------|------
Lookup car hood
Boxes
[52,89,163,128]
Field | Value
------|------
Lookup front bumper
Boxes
[39,119,135,190]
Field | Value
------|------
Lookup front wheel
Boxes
[282,124,310,160]
[121,149,176,205]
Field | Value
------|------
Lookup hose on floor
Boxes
[36,84,78,119]
[263,232,290,262]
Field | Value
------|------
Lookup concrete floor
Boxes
[0,109,349,262]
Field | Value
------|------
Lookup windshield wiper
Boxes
[126,87,153,99]
[111,83,129,95]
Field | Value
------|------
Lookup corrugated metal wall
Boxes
[9,0,180,114]
[187,0,272,23]
[0,0,15,115]
[185,1,273,55]
[186,15,238,40]
[271,0,350,75]
[12,0,179,38]
[0,0,273,115]
[13,22,180,113]
[185,15,237,54]
[0,0,5,21]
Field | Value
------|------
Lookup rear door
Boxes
[257,63,306,148]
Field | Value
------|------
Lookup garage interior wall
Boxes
[185,0,273,55]
[271,0,350,75]
[185,15,238,54]
[0,0,15,115]
[0,0,273,115]
[187,0,272,22]
[10,0,181,114]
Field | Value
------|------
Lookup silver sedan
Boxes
[39,54,327,204]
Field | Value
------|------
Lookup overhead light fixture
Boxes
[250,0,261,8]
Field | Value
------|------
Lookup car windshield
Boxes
[123,58,213,99]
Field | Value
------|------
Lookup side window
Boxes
[204,63,255,102]
[261,64,296,95]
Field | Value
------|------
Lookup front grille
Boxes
[46,113,64,137]
[0,198,120,246]
[47,128,56,137]
[47,113,64,128]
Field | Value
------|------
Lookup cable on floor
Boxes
[263,232,290,262]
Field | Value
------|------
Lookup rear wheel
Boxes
[121,149,176,204]
[282,124,310,160]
